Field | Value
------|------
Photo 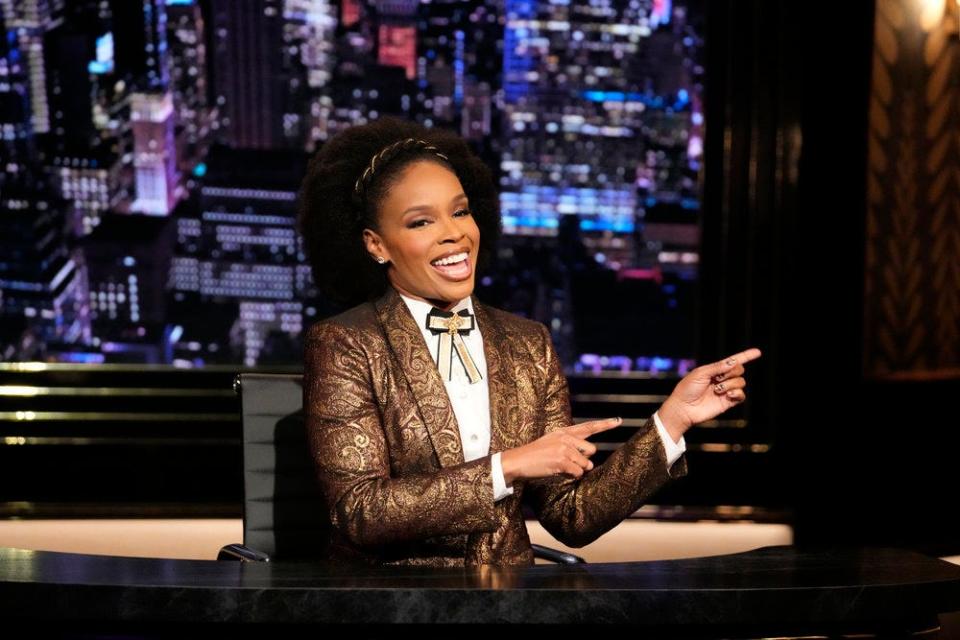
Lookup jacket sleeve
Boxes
[304,322,499,548]
[523,324,688,548]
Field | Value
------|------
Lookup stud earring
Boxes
[375,256,386,264]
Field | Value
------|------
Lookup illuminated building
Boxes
[341,0,361,27]
[373,0,419,85]
[461,80,493,142]
[210,0,285,149]
[0,0,63,134]
[83,214,176,362]
[44,17,135,230]
[143,0,170,89]
[130,91,181,215]
[500,0,702,252]
[0,3,90,358]
[51,150,129,235]
[282,0,336,151]
[409,0,501,157]
[0,179,91,358]
[165,0,214,175]
[168,146,312,366]
[378,24,416,80]
[209,0,330,150]
[0,4,33,164]
[296,0,338,146]
[321,0,420,138]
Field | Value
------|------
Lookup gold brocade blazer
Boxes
[303,287,687,567]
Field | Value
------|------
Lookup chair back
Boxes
[236,372,328,560]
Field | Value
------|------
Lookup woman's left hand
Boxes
[657,348,762,442]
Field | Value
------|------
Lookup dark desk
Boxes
[2,545,959,638]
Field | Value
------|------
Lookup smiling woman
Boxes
[296,117,760,567]
[298,117,501,309]
[361,161,481,310]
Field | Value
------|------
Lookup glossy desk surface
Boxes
[1,545,959,627]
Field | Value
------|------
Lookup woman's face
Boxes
[363,160,480,310]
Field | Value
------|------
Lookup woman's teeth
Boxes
[430,252,471,280]
[431,252,468,266]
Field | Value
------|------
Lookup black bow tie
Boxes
[425,308,482,384]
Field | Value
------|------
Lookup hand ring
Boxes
[715,383,726,393]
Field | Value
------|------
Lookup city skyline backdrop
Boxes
[0,0,704,372]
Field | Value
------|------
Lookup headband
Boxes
[353,137,450,198]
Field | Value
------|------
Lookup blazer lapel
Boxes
[374,288,465,468]
[473,300,522,454]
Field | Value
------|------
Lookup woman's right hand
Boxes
[499,417,622,484]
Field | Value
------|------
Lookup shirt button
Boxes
[470,434,479,442]
[458,390,468,399]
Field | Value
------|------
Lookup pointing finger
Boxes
[566,417,622,437]
[704,347,762,377]
[726,347,762,366]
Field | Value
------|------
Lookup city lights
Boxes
[1,0,702,372]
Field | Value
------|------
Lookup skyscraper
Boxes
[210,0,285,149]
[44,8,136,230]
[276,0,336,150]
[108,0,183,216]
[1,3,36,166]
[378,24,416,80]
[500,0,701,257]
[0,0,64,134]
[166,0,214,175]
[83,213,176,363]
[51,150,129,235]
[107,0,170,90]
[1,3,90,359]
[130,91,181,215]
[295,0,337,147]
[0,177,91,359]
[168,146,311,366]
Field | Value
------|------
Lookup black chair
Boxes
[218,372,585,564]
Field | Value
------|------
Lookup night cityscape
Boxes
[0,0,704,372]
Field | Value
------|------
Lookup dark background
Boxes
[702,0,959,554]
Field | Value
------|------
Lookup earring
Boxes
[375,256,386,264]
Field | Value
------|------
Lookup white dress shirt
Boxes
[399,294,686,503]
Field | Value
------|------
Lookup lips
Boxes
[430,251,472,281]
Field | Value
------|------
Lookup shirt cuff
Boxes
[653,411,687,469]
[491,452,514,502]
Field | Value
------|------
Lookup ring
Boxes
[715,383,725,393]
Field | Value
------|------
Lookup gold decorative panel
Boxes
[865,0,960,377]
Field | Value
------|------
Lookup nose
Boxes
[437,213,465,244]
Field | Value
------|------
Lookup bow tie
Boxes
[425,308,483,384]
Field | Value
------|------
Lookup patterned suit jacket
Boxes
[303,286,687,566]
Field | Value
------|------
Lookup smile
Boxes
[430,252,472,281]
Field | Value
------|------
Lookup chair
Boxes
[218,372,584,564]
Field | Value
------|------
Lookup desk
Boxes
[1,545,959,638]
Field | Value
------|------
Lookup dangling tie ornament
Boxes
[425,308,483,384]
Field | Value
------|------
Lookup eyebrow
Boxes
[401,193,469,216]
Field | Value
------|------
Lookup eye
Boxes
[407,219,430,229]
[453,208,472,217]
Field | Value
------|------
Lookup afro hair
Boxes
[297,117,501,307]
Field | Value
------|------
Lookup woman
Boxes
[298,117,760,566]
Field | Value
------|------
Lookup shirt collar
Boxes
[398,292,473,325]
